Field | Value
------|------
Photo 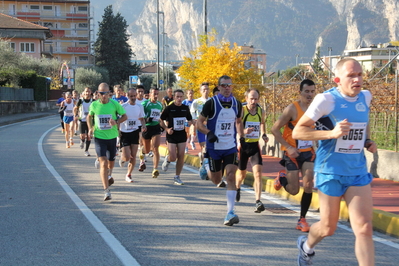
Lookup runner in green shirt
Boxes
[87,83,127,201]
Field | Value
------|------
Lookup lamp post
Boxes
[164,44,169,87]
[156,0,160,89]
[328,47,332,80]
[296,54,299,66]
[162,32,167,90]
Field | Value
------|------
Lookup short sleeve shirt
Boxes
[160,103,192,139]
[142,99,163,126]
[89,99,126,139]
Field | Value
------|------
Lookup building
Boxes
[343,43,398,72]
[239,44,267,74]
[0,0,94,68]
[0,12,52,58]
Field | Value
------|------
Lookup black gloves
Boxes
[207,131,219,143]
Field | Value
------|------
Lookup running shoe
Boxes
[174,176,184,185]
[162,156,170,171]
[84,151,90,157]
[119,158,125,167]
[297,236,315,265]
[296,218,310,232]
[139,153,147,162]
[223,210,239,226]
[274,170,286,191]
[70,138,74,146]
[80,141,84,149]
[152,169,159,178]
[104,188,112,201]
[254,201,265,213]
[95,159,100,169]
[61,129,65,134]
[138,161,146,172]
[66,141,70,148]
[148,151,154,157]
[236,188,241,202]
[125,175,133,183]
[185,147,189,154]
[190,141,196,150]
[199,164,208,180]
[217,180,227,188]
[108,176,114,186]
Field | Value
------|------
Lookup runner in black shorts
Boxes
[74,87,93,156]
[160,89,192,185]
[119,88,146,182]
[236,89,269,213]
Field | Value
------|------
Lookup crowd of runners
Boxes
[56,58,377,266]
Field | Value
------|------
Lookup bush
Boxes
[34,75,49,101]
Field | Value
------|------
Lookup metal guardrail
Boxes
[0,87,34,101]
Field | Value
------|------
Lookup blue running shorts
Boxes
[316,172,373,197]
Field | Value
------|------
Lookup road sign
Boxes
[130,75,139,84]
[159,80,164,85]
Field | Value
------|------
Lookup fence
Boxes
[0,87,34,101]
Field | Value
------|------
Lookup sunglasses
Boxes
[220,83,232,88]
[98,91,109,95]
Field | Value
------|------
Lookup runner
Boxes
[87,83,127,201]
[162,87,174,108]
[60,92,75,148]
[112,85,128,103]
[197,75,244,226]
[160,89,193,185]
[119,88,146,182]
[236,89,269,213]
[141,87,163,178]
[190,82,211,180]
[182,89,195,153]
[292,58,376,266]
[71,90,80,136]
[74,87,93,156]
[271,79,316,232]
[56,92,66,134]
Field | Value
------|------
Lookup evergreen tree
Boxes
[94,5,140,87]
[311,47,323,73]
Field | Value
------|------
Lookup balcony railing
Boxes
[67,46,88,53]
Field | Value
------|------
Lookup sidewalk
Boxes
[1,111,398,237]
[158,135,399,238]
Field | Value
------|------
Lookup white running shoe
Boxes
[80,141,84,149]
[104,189,112,201]
[84,151,90,156]
[148,151,154,157]
[119,158,125,167]
[174,176,184,185]
[162,156,170,171]
[190,141,196,150]
[125,175,133,183]
[95,159,100,169]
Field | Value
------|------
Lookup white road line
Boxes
[38,125,140,266]
[183,164,399,250]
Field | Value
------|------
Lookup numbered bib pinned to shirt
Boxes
[334,122,366,154]
[97,114,112,130]
[173,117,185,131]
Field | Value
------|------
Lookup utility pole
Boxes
[203,0,207,42]
[328,47,332,80]
[156,0,160,89]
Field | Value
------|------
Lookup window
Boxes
[43,6,53,10]
[9,42,16,52]
[78,6,88,12]
[79,56,88,61]
[78,23,88,28]
[30,5,39,10]
[43,22,53,28]
[20,43,35,53]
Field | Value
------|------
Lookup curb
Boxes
[160,145,399,238]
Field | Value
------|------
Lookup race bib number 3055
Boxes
[334,122,366,154]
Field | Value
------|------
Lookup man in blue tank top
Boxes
[293,58,377,266]
[197,75,244,226]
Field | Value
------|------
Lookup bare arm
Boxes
[260,109,269,143]
[196,114,209,135]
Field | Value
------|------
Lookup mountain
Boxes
[93,0,399,71]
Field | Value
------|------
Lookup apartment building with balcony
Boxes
[0,0,94,68]
[239,44,267,75]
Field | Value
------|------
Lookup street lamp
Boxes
[328,47,332,80]
[156,0,160,89]
[296,54,299,66]
[162,32,167,90]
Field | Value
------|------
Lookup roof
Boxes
[140,63,157,74]
[0,12,49,30]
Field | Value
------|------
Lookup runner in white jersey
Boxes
[293,58,377,266]
[119,88,146,182]
[190,82,211,179]
[60,92,75,148]
[74,87,93,156]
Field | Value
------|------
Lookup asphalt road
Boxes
[1,116,399,266]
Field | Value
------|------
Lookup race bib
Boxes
[173,117,185,131]
[127,119,138,131]
[334,122,366,154]
[297,140,313,150]
[97,114,112,130]
[245,121,260,139]
[65,109,73,116]
[150,109,161,121]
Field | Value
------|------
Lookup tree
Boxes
[177,30,262,101]
[311,47,323,73]
[94,5,138,87]
[75,67,109,93]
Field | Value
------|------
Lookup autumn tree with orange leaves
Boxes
[177,31,263,102]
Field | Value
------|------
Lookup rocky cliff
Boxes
[124,0,399,71]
